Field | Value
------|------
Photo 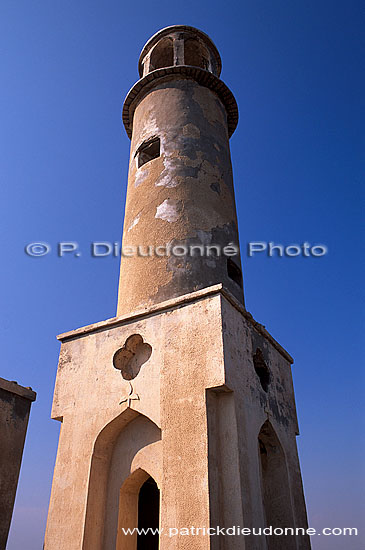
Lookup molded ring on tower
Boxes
[122,66,239,139]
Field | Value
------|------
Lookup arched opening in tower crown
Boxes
[137,476,160,550]
[184,38,210,71]
[149,37,174,71]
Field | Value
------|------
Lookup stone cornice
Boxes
[122,66,239,139]
[57,284,293,364]
[0,377,36,401]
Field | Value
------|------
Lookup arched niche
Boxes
[149,37,174,71]
[82,410,161,550]
[184,38,211,71]
[258,420,296,550]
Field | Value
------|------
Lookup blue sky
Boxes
[1,1,364,549]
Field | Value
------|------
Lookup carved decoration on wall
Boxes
[119,381,140,407]
[113,334,152,406]
[113,334,152,380]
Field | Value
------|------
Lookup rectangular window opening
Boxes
[137,137,160,168]
[227,258,243,288]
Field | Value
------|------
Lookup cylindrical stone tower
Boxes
[117,25,244,316]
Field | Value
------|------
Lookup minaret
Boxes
[117,25,243,316]
[45,26,311,550]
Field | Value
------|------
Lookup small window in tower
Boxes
[227,258,243,288]
[136,137,160,168]
[253,348,271,392]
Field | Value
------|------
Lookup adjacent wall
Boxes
[0,378,36,549]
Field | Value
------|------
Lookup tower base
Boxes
[45,284,310,550]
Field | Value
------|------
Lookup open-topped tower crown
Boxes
[122,25,238,139]
[138,25,222,77]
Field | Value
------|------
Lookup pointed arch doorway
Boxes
[137,476,160,550]
[116,469,160,550]
[258,421,296,550]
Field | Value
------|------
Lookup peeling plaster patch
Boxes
[182,123,200,139]
[206,259,216,268]
[192,87,226,129]
[134,168,149,188]
[137,115,159,143]
[200,160,221,178]
[155,173,180,188]
[155,153,202,188]
[210,182,221,194]
[128,214,140,232]
[155,151,221,190]
[196,230,212,246]
[155,156,182,188]
[182,150,204,168]
[155,199,183,222]
[151,222,243,305]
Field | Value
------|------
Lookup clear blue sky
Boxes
[1,1,363,549]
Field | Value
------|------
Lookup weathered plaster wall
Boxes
[220,294,310,550]
[0,378,36,550]
[45,286,310,550]
[46,289,224,550]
